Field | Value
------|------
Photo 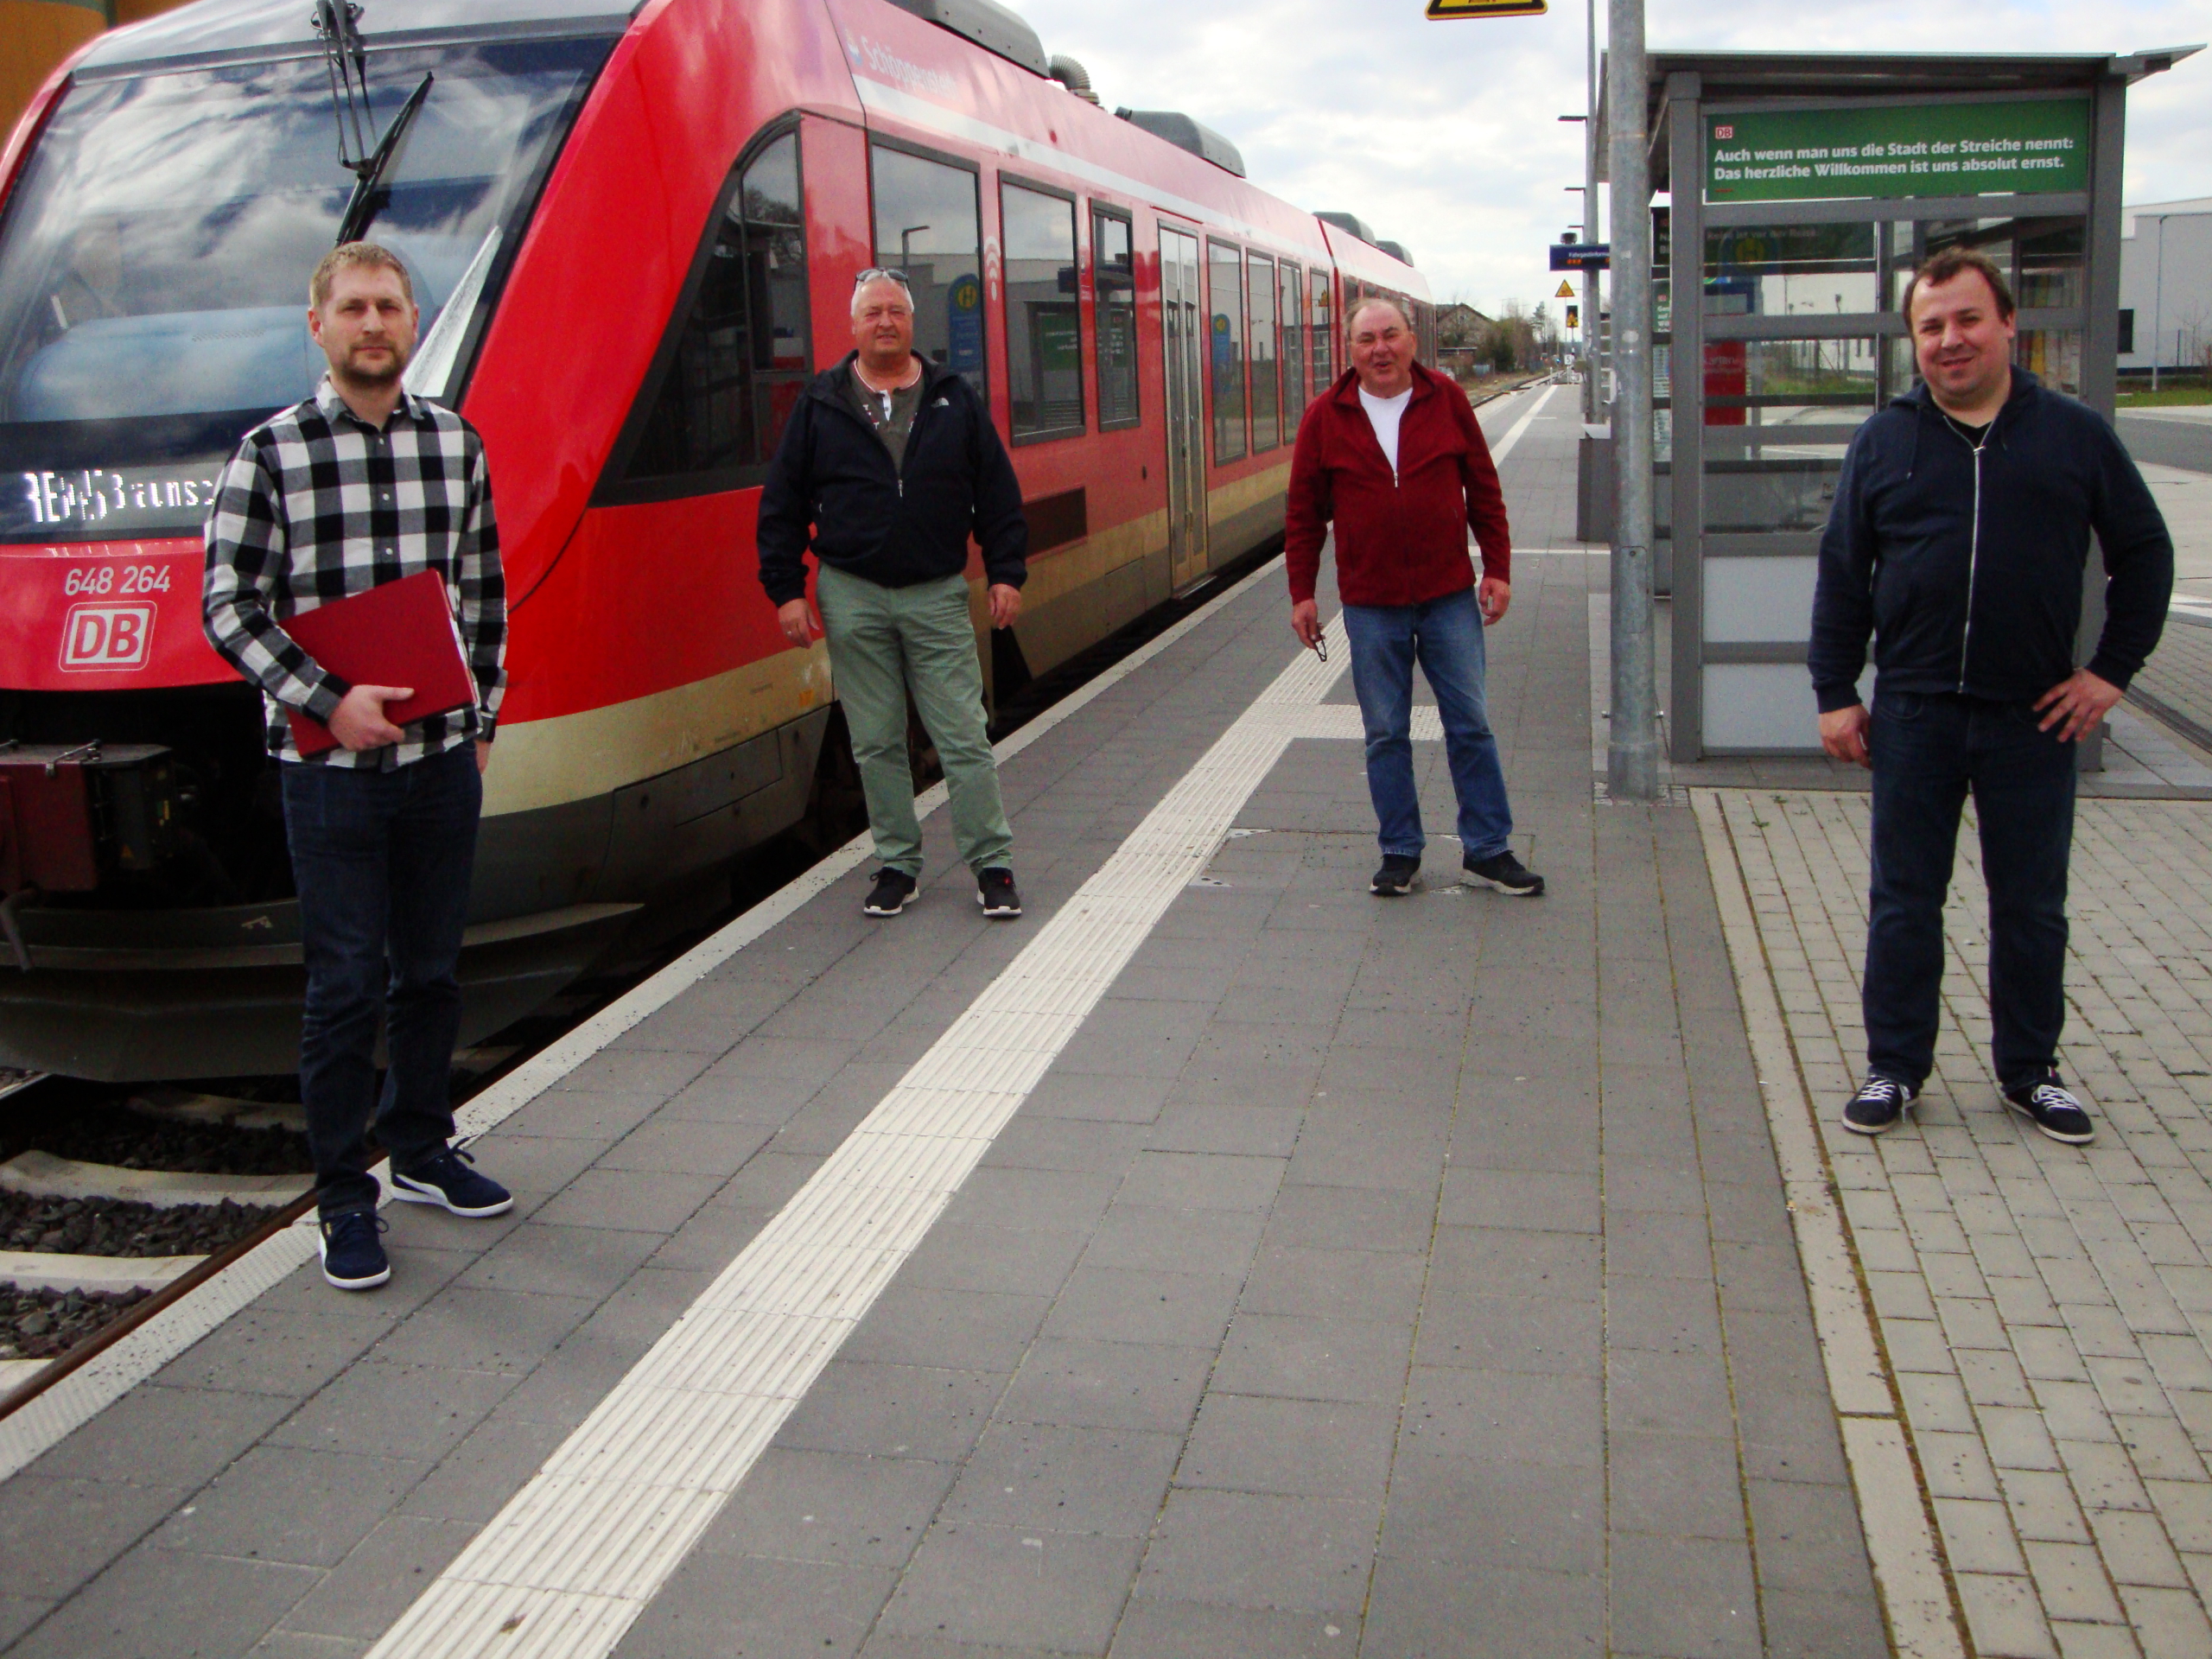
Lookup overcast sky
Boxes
[1014,0,2211,317]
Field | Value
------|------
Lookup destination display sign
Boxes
[1550,243,1610,271]
[4,461,228,544]
[1706,99,2091,204]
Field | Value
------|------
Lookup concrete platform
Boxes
[0,385,1949,1658]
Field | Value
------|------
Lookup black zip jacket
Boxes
[1808,370,2172,713]
[757,353,1027,606]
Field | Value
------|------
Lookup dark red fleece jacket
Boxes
[1284,363,1512,607]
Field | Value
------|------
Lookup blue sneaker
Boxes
[318,1211,391,1291]
[391,1146,514,1217]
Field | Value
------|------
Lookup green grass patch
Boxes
[2116,381,2212,407]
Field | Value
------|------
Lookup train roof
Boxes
[76,0,633,76]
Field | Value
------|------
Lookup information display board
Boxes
[1706,99,2091,203]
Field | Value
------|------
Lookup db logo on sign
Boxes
[60,602,156,671]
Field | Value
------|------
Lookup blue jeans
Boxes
[282,746,481,1218]
[1865,690,2075,1093]
[1342,586,1512,862]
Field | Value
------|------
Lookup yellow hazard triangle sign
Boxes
[1555,280,1576,298]
[1427,0,1548,16]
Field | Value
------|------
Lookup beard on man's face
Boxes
[341,339,409,385]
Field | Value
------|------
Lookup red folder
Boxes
[281,570,475,757]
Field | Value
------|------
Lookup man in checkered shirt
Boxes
[203,241,513,1292]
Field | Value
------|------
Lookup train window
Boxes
[1001,181,1082,442]
[1280,262,1306,432]
[1247,253,1279,454]
[615,128,810,491]
[872,143,985,403]
[1093,207,1139,429]
[1208,240,1245,464]
[0,35,612,542]
[1310,269,1333,393]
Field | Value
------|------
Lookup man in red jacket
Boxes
[1287,297,1541,898]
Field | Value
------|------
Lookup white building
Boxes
[2120,198,2212,378]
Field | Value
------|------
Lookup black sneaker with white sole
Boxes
[318,1210,391,1291]
[864,869,918,916]
[1463,849,1545,896]
[976,868,1021,918]
[391,1147,514,1217]
[1841,1072,1919,1135]
[1370,855,1420,896]
[2003,1073,2095,1145]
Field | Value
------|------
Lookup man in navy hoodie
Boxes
[1809,247,2172,1145]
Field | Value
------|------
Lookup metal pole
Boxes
[2152,215,2166,393]
[1582,0,1599,422]
[1605,0,1656,798]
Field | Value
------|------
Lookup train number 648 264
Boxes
[63,564,174,597]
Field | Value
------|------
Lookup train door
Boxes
[1159,226,1208,590]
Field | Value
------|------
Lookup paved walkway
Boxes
[0,391,1887,1659]
[14,386,2212,1659]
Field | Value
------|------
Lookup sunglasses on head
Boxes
[853,268,914,290]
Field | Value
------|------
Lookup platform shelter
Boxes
[1599,48,2196,758]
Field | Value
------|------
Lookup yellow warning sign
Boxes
[1554,280,1575,298]
[1427,0,1548,16]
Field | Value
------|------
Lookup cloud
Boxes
[1013,0,2210,313]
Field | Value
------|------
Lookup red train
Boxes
[0,0,1433,1080]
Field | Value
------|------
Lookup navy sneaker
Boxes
[1842,1072,1919,1136]
[1371,855,1420,896]
[2003,1073,2095,1146]
[1464,849,1545,896]
[864,869,918,916]
[976,868,1021,918]
[391,1146,514,1217]
[318,1210,391,1291]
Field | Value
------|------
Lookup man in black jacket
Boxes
[1809,246,2172,1145]
[759,270,1028,918]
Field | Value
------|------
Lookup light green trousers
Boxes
[816,564,1014,879]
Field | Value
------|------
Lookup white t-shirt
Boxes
[1358,385,1414,475]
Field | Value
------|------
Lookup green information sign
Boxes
[1706,99,2091,203]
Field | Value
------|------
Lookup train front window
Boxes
[0,35,608,543]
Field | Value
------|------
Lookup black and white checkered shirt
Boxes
[202,378,505,769]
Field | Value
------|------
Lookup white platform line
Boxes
[0,556,1288,1482]
[365,621,1355,1659]
[1487,382,1557,466]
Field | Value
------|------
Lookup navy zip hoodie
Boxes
[1808,369,2172,713]
[756,352,1027,606]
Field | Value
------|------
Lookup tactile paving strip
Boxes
[365,619,1357,1659]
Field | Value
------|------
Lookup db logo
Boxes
[1713,124,1735,140]
[60,602,156,671]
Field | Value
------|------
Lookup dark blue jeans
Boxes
[1342,586,1513,862]
[282,746,480,1218]
[1866,690,2075,1094]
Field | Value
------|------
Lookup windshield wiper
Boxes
[335,70,433,245]
[311,0,433,247]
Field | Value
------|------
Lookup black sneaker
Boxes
[318,1210,390,1291]
[1464,849,1545,896]
[2003,1073,2095,1145]
[976,868,1021,918]
[864,869,918,916]
[1842,1072,1919,1136]
[1370,855,1420,896]
[391,1146,514,1217]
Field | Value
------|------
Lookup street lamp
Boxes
[2146,211,2172,394]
